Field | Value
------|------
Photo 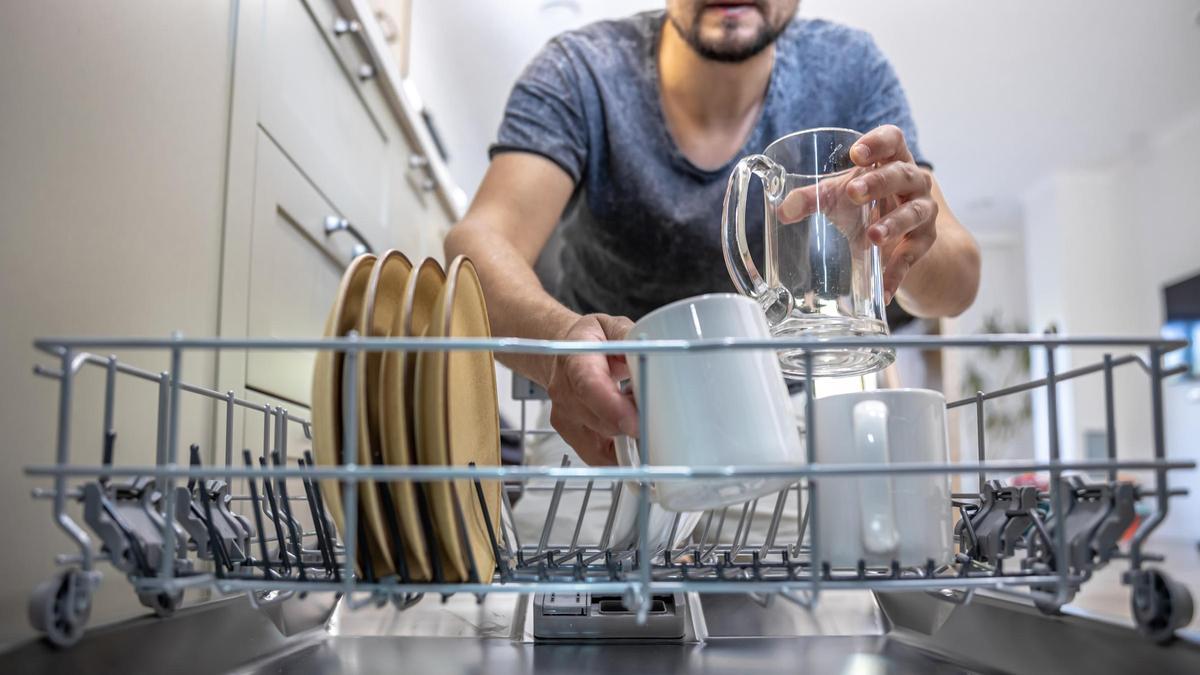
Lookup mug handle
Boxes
[721,154,792,324]
[853,400,900,556]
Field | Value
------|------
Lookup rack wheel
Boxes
[1131,568,1195,643]
[138,588,184,618]
[28,568,94,648]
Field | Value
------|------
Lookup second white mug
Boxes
[812,388,954,568]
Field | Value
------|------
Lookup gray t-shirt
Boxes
[491,11,927,321]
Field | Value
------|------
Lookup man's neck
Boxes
[658,20,774,168]
[658,20,774,126]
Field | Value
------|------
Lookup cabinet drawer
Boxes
[245,131,356,406]
[260,0,392,251]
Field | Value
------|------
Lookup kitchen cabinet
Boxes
[218,0,457,452]
[0,0,235,647]
[0,0,460,647]
[244,131,352,406]
[260,0,393,249]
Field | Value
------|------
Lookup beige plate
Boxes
[414,256,501,582]
[379,258,446,581]
[356,250,413,576]
[311,253,376,575]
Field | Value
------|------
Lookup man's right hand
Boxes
[544,313,639,466]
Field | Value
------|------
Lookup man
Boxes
[446,0,980,465]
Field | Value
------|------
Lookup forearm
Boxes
[444,223,578,386]
[894,179,980,318]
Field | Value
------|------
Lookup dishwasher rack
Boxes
[22,333,1197,647]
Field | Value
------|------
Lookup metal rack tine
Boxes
[664,512,682,563]
[195,457,233,576]
[597,480,623,552]
[469,465,508,581]
[378,491,410,583]
[101,354,117,461]
[301,450,342,582]
[187,443,201,494]
[413,481,445,584]
[356,525,376,583]
[536,455,571,554]
[729,499,757,558]
[702,507,730,559]
[270,451,306,581]
[297,456,336,578]
[567,480,594,554]
[100,430,116,486]
[761,486,790,557]
[257,456,290,575]
[498,484,520,555]
[447,480,482,586]
[242,449,275,580]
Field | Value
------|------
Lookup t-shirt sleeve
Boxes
[851,34,931,169]
[489,39,589,183]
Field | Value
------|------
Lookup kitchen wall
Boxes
[1021,108,1200,540]
[942,222,1036,466]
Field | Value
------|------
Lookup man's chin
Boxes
[693,36,772,62]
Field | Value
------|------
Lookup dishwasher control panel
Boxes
[532,592,686,641]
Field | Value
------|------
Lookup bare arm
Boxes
[892,173,980,318]
[444,153,577,383]
[444,153,637,464]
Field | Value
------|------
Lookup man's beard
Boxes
[668,3,789,63]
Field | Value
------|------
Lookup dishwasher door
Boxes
[6,590,1198,675]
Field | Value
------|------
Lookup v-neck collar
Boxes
[644,11,784,181]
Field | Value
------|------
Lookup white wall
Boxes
[407,0,1200,222]
[408,0,656,196]
[943,226,1036,465]
[1021,108,1200,539]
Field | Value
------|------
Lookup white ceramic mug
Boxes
[812,388,953,568]
[623,293,805,512]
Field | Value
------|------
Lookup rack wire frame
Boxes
[24,333,1195,627]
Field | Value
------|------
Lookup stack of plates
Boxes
[311,252,501,583]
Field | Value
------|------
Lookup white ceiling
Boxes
[410,0,1200,229]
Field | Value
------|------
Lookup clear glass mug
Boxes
[722,127,895,378]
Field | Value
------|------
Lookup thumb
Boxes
[596,314,635,340]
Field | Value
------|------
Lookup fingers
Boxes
[546,313,641,465]
[850,124,913,167]
[562,353,638,437]
[595,313,634,340]
[778,185,817,223]
[882,226,937,303]
[868,195,938,246]
[847,160,931,207]
[550,408,617,466]
[607,354,631,382]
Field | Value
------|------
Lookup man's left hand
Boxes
[847,125,938,304]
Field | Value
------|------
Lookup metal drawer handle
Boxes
[323,216,373,258]
[333,16,377,83]
[332,17,361,36]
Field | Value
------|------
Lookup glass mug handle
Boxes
[721,154,792,324]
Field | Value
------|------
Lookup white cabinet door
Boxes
[244,131,359,406]
[260,0,396,252]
